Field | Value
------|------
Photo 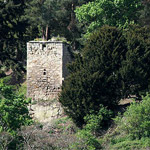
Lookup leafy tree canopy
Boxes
[75,0,143,36]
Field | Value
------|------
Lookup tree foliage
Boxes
[75,0,143,36]
[0,0,34,76]
[25,0,92,49]
[115,93,150,139]
[57,0,93,49]
[59,25,150,126]
[0,81,32,134]
[59,26,127,126]
[25,0,60,40]
[121,25,150,97]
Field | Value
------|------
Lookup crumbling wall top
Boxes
[28,41,68,44]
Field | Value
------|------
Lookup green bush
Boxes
[73,129,101,150]
[84,105,112,135]
[110,137,150,150]
[0,81,32,134]
[59,26,126,126]
[115,93,150,139]
[16,82,27,96]
[70,106,112,150]
[1,76,11,84]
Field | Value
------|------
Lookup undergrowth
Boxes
[102,93,150,150]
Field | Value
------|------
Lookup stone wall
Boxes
[29,100,64,123]
[27,41,71,100]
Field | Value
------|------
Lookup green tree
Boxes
[75,0,143,36]
[57,0,93,49]
[120,25,150,98]
[59,26,127,126]
[59,25,150,126]
[0,0,34,77]
[25,0,60,40]
[25,0,92,49]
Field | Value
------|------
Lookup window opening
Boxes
[43,69,46,75]
[42,44,46,50]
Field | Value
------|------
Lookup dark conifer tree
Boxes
[121,25,150,98]
[25,0,59,41]
[59,25,150,126]
[0,0,32,76]
[25,0,93,49]
[59,26,127,126]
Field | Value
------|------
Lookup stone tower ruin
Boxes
[27,41,71,100]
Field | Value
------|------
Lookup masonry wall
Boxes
[27,41,70,100]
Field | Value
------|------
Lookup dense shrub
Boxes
[105,94,150,149]
[84,105,112,135]
[0,81,32,134]
[115,93,150,139]
[109,137,150,150]
[70,106,112,149]
[72,129,101,150]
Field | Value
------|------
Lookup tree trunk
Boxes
[67,2,77,50]
[45,25,49,41]
[67,2,76,32]
[42,27,46,41]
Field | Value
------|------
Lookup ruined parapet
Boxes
[27,41,71,100]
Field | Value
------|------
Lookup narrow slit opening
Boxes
[43,69,46,75]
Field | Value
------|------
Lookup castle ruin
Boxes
[27,41,71,101]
